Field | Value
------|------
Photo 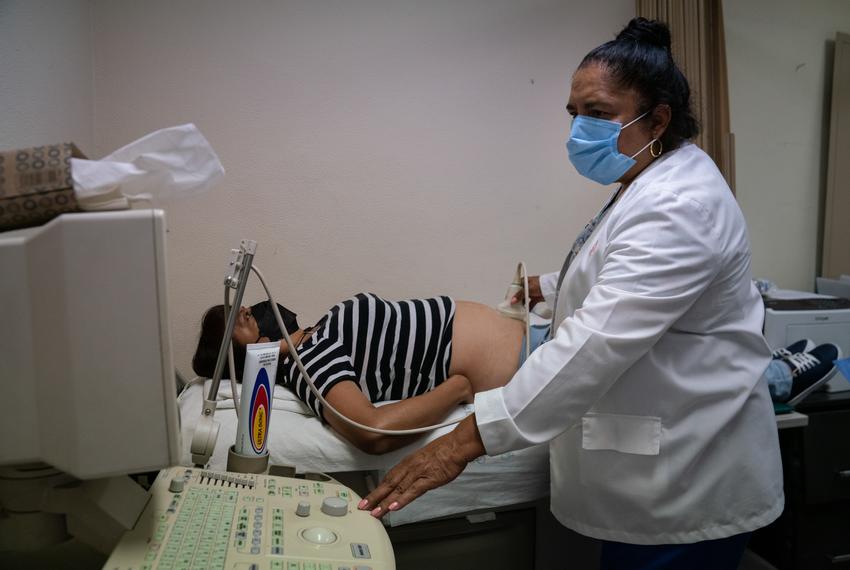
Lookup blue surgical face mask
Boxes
[566,111,654,185]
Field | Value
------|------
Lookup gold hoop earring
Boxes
[650,139,663,158]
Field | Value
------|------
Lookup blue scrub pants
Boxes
[599,532,751,570]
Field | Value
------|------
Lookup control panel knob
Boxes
[321,496,348,517]
[296,501,311,517]
[168,478,184,493]
[301,526,337,545]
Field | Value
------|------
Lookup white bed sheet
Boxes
[178,380,550,525]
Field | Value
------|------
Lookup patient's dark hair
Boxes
[192,301,301,381]
[192,305,247,381]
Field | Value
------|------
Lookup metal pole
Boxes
[204,240,256,411]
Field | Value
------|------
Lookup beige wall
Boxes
[725,0,850,291]
[0,0,94,151]
[5,0,849,377]
[87,0,634,376]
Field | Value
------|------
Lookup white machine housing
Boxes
[0,210,181,478]
[763,303,850,392]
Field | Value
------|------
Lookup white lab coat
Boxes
[475,143,784,544]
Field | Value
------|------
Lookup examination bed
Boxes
[176,380,591,569]
[179,380,549,523]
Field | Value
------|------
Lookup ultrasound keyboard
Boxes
[105,467,394,570]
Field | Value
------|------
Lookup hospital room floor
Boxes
[0,538,778,569]
[739,550,778,570]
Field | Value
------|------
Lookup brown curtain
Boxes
[636,0,735,193]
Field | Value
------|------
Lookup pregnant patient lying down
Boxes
[192,290,549,454]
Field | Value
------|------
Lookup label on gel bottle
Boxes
[235,342,279,456]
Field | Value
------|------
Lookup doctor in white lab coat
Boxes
[361,17,784,569]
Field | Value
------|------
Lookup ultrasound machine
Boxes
[0,210,394,569]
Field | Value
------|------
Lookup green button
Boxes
[287,562,300,570]
[272,562,284,570]
[304,562,317,570]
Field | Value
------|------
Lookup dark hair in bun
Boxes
[578,17,699,152]
[615,16,672,51]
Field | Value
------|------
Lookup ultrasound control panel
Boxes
[105,467,394,570]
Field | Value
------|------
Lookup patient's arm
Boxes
[323,376,472,455]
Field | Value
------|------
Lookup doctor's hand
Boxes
[510,275,544,308]
[358,415,486,518]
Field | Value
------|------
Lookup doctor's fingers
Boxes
[359,454,428,518]
[361,449,466,518]
[527,276,543,303]
[510,276,543,306]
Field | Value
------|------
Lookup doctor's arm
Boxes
[478,191,724,453]
[362,187,722,515]
[357,414,486,516]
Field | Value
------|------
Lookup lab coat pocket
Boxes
[578,413,667,497]
[581,413,661,455]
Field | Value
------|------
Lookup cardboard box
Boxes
[0,142,85,232]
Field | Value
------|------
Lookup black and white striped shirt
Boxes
[278,293,456,419]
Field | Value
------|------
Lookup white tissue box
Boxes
[0,142,85,231]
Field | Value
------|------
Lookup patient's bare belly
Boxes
[449,301,524,392]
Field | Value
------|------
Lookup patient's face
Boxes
[232,306,260,346]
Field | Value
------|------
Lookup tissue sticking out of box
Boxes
[71,123,225,211]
